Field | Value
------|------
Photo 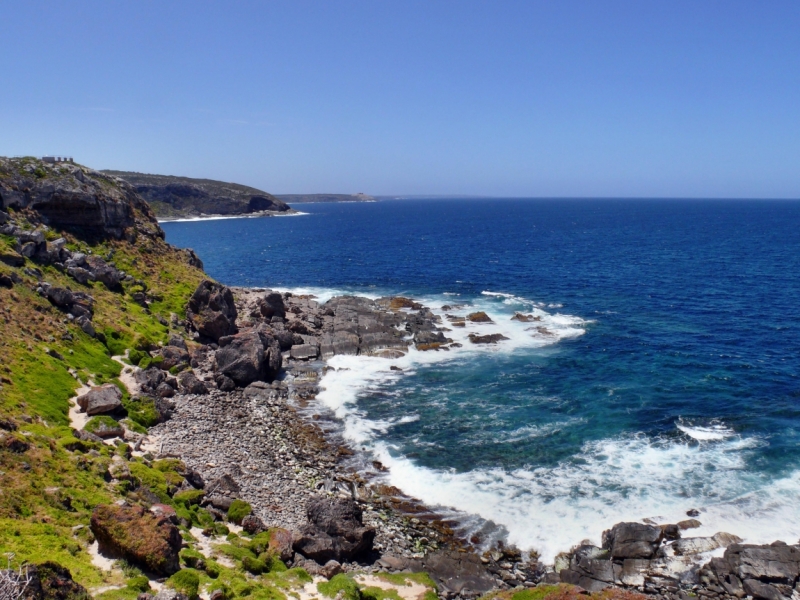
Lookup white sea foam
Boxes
[159,211,309,223]
[374,431,800,563]
[676,419,736,441]
[304,288,800,563]
[498,419,586,444]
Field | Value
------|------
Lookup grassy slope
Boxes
[0,206,205,588]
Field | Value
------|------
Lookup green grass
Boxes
[84,415,121,435]
[0,520,107,588]
[361,588,403,600]
[377,572,437,590]
[167,569,202,599]
[318,574,361,600]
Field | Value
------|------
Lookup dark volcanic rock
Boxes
[215,328,281,386]
[25,562,90,600]
[186,280,237,342]
[90,504,182,575]
[293,497,375,563]
[559,545,615,592]
[704,542,800,597]
[258,291,286,319]
[248,195,289,213]
[176,371,208,395]
[241,514,267,535]
[85,256,123,291]
[159,346,190,370]
[135,367,166,393]
[467,311,493,323]
[424,550,500,595]
[468,333,509,344]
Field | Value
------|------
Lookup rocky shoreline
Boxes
[141,284,800,600]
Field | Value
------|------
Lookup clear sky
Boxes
[2,1,799,198]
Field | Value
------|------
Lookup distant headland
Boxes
[104,170,375,221]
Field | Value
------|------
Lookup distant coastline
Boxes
[276,193,376,203]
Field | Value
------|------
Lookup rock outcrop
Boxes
[76,384,123,416]
[186,280,237,342]
[293,497,376,563]
[701,542,800,600]
[0,158,162,240]
[557,520,755,596]
[215,327,282,386]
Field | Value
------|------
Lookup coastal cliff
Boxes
[102,171,292,220]
[1,157,797,600]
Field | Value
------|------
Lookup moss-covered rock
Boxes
[84,415,124,439]
[90,503,182,575]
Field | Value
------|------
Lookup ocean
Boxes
[162,198,800,561]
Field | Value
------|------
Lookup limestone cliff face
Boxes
[0,158,162,240]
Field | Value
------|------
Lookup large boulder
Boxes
[76,384,122,416]
[85,256,123,292]
[176,371,208,395]
[159,346,191,370]
[293,497,375,563]
[603,522,664,559]
[215,328,281,386]
[90,504,182,575]
[186,280,237,342]
[258,291,286,319]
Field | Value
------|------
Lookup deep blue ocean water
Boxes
[162,199,800,559]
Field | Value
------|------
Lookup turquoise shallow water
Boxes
[163,198,800,559]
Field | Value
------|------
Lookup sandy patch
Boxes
[189,527,236,568]
[112,353,141,396]
[295,577,327,600]
[88,541,116,571]
[354,575,432,600]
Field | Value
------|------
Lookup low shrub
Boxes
[166,569,201,599]
[318,574,361,600]
[128,349,146,366]
[127,576,150,593]
[242,555,267,575]
[173,489,205,508]
[247,531,272,555]
[227,499,251,524]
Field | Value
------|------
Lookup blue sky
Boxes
[1,1,799,197]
